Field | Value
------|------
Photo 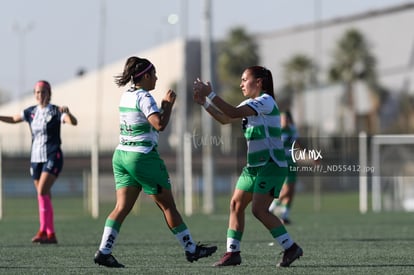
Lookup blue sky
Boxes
[0,0,410,99]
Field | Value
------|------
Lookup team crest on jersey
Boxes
[45,114,52,122]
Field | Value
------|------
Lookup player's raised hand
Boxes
[193,78,212,97]
[163,89,176,105]
[193,90,206,106]
[59,106,70,113]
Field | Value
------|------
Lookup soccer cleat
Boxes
[213,251,242,267]
[31,231,47,243]
[94,250,125,268]
[39,233,58,244]
[185,244,217,262]
[277,243,303,267]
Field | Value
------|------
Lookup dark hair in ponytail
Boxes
[114,56,154,87]
[246,66,275,99]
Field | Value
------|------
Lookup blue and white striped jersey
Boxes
[22,104,65,162]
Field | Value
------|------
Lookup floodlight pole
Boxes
[91,0,106,219]
[312,0,322,211]
[0,138,3,220]
[201,0,214,214]
[175,0,193,216]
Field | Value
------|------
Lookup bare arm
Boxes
[205,103,234,125]
[193,78,256,120]
[147,89,176,131]
[0,114,23,124]
[193,90,234,124]
[210,94,256,119]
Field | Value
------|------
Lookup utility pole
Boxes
[175,0,193,216]
[91,0,106,218]
[201,0,214,214]
[313,0,322,212]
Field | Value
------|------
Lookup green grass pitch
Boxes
[0,192,413,274]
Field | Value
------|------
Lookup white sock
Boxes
[99,226,118,254]
[227,237,240,252]
[275,233,294,250]
[175,229,196,253]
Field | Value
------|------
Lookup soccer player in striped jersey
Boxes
[193,66,303,268]
[269,110,299,224]
[0,80,78,244]
[93,56,216,268]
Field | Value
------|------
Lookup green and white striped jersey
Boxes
[238,93,287,168]
[116,88,159,153]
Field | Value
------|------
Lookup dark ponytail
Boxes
[246,66,275,99]
[114,56,153,87]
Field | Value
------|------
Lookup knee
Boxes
[37,186,51,196]
[229,198,242,213]
[112,203,133,219]
[229,199,236,212]
[251,206,266,220]
[251,207,260,219]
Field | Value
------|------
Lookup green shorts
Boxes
[286,162,297,184]
[236,161,287,198]
[112,149,171,195]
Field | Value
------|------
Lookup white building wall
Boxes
[256,3,414,130]
[0,39,184,154]
[257,4,414,91]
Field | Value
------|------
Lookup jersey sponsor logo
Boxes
[250,99,264,107]
[121,120,133,134]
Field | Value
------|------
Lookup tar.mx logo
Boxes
[191,129,224,149]
[290,140,323,163]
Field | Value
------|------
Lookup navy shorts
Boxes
[30,150,64,180]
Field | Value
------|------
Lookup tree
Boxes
[217,27,259,105]
[280,54,317,108]
[284,54,317,90]
[329,29,377,85]
[328,28,378,134]
[278,54,317,131]
[214,27,260,154]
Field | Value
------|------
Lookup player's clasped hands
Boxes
[193,78,211,105]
